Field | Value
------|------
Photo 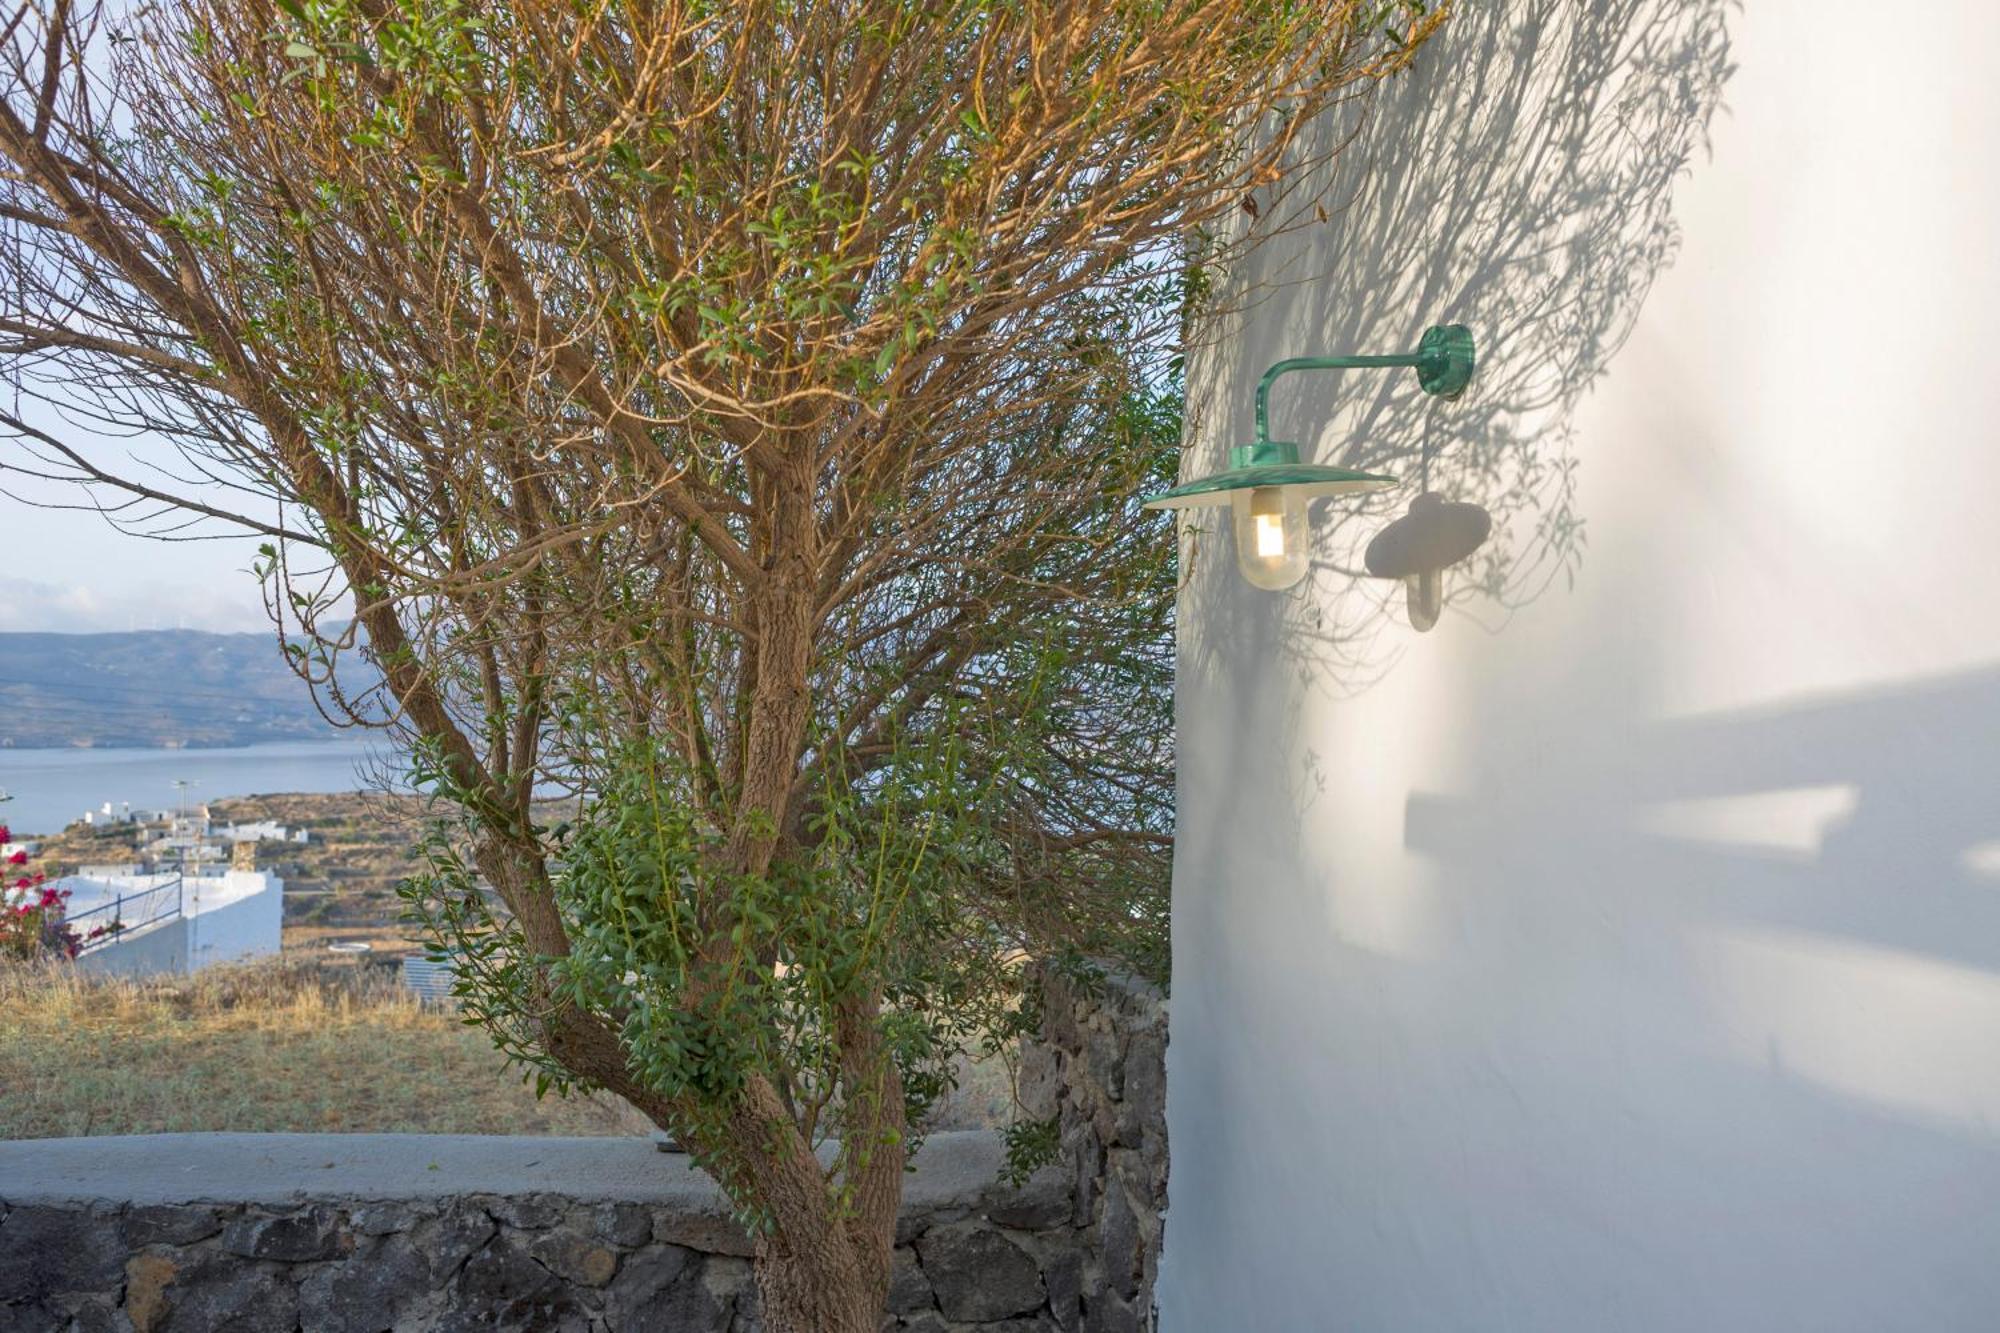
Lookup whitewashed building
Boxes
[60,868,284,978]
[1160,3,2000,1329]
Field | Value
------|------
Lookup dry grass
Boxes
[0,957,1016,1140]
[0,958,652,1139]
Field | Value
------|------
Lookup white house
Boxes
[217,820,310,845]
[1161,3,2000,1330]
[62,868,284,978]
[219,819,289,843]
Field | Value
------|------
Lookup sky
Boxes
[0,477,274,634]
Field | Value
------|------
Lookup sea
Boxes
[0,738,387,836]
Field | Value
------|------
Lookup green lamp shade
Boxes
[1142,441,1397,591]
[1139,441,1395,511]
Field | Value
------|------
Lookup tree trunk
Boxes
[728,1083,903,1333]
[754,1225,892,1333]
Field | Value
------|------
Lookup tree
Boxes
[0,1,1446,1325]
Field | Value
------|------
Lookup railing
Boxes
[65,876,184,953]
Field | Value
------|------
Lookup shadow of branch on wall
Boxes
[1180,0,1735,691]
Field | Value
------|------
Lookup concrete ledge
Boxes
[0,1130,1004,1212]
[0,1131,1075,1331]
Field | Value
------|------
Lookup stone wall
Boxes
[1016,968,1170,1333]
[0,972,1168,1333]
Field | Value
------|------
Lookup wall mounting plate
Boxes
[1416,324,1476,399]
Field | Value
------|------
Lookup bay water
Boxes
[0,738,387,836]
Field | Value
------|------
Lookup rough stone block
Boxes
[350,1201,421,1236]
[65,1297,124,1333]
[986,1164,1071,1231]
[704,1254,754,1302]
[0,1206,127,1302]
[444,1234,588,1331]
[721,1256,762,1333]
[1106,1151,1158,1247]
[593,1201,654,1248]
[1084,1028,1126,1103]
[914,1221,1045,1323]
[1041,1246,1084,1332]
[413,1203,497,1284]
[1064,1123,1102,1230]
[299,1232,432,1330]
[1138,1125,1168,1203]
[155,1254,299,1333]
[896,1203,970,1248]
[488,1193,567,1230]
[1016,1041,1062,1122]
[603,1244,713,1331]
[887,1245,934,1314]
[1098,1183,1141,1302]
[1082,1292,1140,1333]
[120,1205,223,1249]
[219,1205,349,1263]
[0,1303,56,1333]
[530,1228,621,1287]
[703,1253,757,1329]
[125,1251,179,1333]
[1113,1032,1163,1147]
[1043,988,1082,1052]
[651,1205,756,1258]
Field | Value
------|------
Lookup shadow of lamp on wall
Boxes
[1145,324,1489,620]
[1366,491,1495,631]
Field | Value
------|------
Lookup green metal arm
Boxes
[1254,324,1475,444]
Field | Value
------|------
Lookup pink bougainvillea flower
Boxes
[0,825,11,843]
[5,851,25,865]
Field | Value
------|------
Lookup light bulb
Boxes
[1230,485,1310,590]
[1254,510,1286,559]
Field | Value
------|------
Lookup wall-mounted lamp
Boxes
[1143,324,1476,592]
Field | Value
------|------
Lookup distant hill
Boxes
[0,630,371,749]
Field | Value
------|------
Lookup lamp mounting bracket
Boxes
[1254,323,1475,446]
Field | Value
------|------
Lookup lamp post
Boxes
[1143,324,1476,591]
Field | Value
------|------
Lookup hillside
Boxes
[0,629,369,748]
[30,790,433,957]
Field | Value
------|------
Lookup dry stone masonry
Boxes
[0,970,1167,1333]
[1014,968,1169,1333]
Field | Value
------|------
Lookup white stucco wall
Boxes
[183,870,285,972]
[74,870,283,977]
[1161,3,2000,1330]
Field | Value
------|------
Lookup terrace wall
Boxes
[0,970,1166,1333]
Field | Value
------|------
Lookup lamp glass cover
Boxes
[1231,485,1310,590]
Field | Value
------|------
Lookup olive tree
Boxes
[0,0,1445,1324]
